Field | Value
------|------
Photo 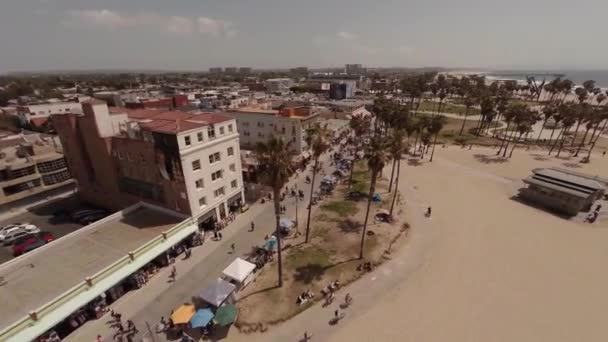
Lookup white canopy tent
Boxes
[199,278,237,307]
[222,258,256,284]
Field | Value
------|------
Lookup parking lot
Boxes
[0,195,88,264]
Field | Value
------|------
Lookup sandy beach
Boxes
[326,147,608,342]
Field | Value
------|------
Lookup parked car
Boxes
[12,234,52,256]
[0,223,37,235]
[13,231,55,246]
[1,226,40,245]
[71,209,106,222]
[79,212,107,225]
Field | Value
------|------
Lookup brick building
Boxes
[52,101,244,226]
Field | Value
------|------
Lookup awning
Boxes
[190,308,214,328]
[222,258,256,284]
[199,278,237,307]
[214,304,238,326]
[279,218,295,230]
[264,237,277,250]
[171,304,196,325]
[376,209,390,216]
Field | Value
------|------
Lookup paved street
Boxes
[67,149,337,342]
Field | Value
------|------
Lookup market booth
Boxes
[199,278,237,307]
[222,258,257,290]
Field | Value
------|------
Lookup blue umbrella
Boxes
[190,308,214,328]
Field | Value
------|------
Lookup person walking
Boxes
[170,265,177,282]
[127,320,137,333]
[250,221,255,232]
[96,334,104,342]
[230,243,236,253]
[426,206,432,218]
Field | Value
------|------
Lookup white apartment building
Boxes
[224,107,319,154]
[264,78,295,94]
[16,101,82,125]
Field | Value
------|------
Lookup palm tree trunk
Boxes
[459,107,470,135]
[389,158,401,217]
[574,128,591,157]
[497,122,510,155]
[305,158,318,243]
[556,127,570,157]
[359,173,378,260]
[388,159,396,193]
[502,128,517,157]
[272,186,283,287]
[571,120,582,146]
[588,120,603,144]
[586,140,597,160]
[412,132,420,156]
[509,132,523,158]
[429,133,439,162]
[547,126,557,146]
[347,145,359,191]
[536,117,548,142]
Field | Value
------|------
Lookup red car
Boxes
[12,232,55,256]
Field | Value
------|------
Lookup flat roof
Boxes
[0,206,183,329]
[108,108,233,134]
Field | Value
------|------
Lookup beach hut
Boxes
[199,278,237,307]
[190,308,215,328]
[171,304,196,325]
[222,257,257,288]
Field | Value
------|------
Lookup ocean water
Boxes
[482,70,608,89]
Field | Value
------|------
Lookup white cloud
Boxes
[197,17,236,38]
[166,16,194,35]
[64,10,234,37]
[337,31,356,40]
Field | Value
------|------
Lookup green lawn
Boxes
[416,100,481,116]
[321,201,358,217]
[350,161,370,193]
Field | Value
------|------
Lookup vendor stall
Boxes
[214,304,238,327]
[171,304,196,325]
[222,258,257,289]
[199,278,237,307]
[190,308,214,329]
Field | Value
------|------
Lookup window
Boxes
[282,127,286,134]
[229,163,236,172]
[228,124,233,132]
[197,132,203,142]
[257,121,264,127]
[220,126,225,135]
[195,178,204,189]
[231,180,238,189]
[208,126,216,139]
[192,159,201,171]
[198,197,207,207]
[214,187,225,198]
[118,151,124,160]
[258,132,264,138]
[227,147,234,156]
[211,170,223,181]
[209,152,221,164]
[185,136,191,146]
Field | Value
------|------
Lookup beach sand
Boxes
[326,147,608,342]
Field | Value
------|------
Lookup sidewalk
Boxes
[67,151,335,342]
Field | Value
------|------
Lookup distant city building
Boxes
[209,67,223,74]
[51,101,244,225]
[225,103,319,153]
[225,67,238,74]
[345,64,366,76]
[124,95,188,110]
[93,91,125,107]
[329,83,354,100]
[0,131,73,206]
[264,78,295,94]
[239,67,252,74]
[290,67,309,76]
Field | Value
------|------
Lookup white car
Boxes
[0,223,36,235]
[0,225,40,244]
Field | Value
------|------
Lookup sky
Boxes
[1,0,607,73]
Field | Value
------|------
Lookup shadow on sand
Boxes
[407,158,423,166]
[562,162,582,169]
[293,258,357,285]
[338,218,360,234]
[509,194,573,220]
[473,154,509,164]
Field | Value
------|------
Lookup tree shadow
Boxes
[237,284,281,301]
[407,158,423,166]
[563,162,582,169]
[473,154,509,164]
[529,153,550,161]
[338,218,360,234]
[293,257,357,284]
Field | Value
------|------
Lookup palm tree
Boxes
[304,123,330,243]
[359,135,389,259]
[574,104,594,157]
[586,108,608,160]
[255,137,294,287]
[347,115,371,191]
[389,130,406,217]
[428,115,447,162]
[497,104,520,157]
[509,107,537,158]
[459,91,476,135]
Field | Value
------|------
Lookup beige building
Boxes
[0,132,73,205]
[225,105,319,154]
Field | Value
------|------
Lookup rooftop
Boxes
[524,168,606,199]
[0,133,63,169]
[109,108,233,134]
[0,205,184,330]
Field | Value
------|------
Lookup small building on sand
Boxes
[519,167,606,216]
